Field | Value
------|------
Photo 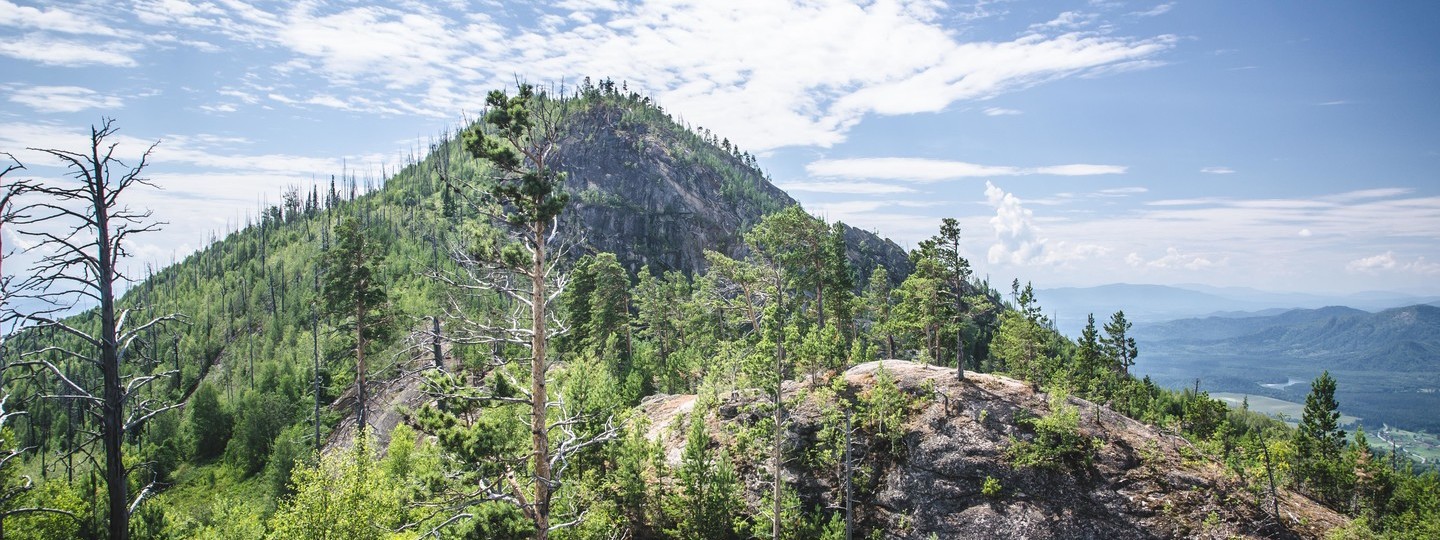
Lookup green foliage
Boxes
[1293,371,1350,505]
[1007,391,1096,471]
[665,413,743,539]
[187,382,231,461]
[989,310,1055,386]
[266,433,405,540]
[3,478,88,540]
[859,365,911,451]
[981,476,1003,498]
[463,85,570,227]
[1101,310,1137,376]
[226,390,293,477]
[322,216,397,351]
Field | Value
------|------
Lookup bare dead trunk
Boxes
[95,176,128,540]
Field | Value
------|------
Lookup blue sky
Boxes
[2,0,1438,296]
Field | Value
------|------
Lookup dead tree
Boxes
[2,120,182,540]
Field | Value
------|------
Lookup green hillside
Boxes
[1,85,1436,539]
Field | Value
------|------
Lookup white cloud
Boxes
[1098,187,1147,195]
[1347,251,1397,272]
[1031,11,1097,31]
[1200,166,1235,174]
[1322,187,1412,202]
[983,107,1023,116]
[807,157,1126,181]
[1142,247,1217,270]
[1133,3,1174,17]
[8,86,124,113]
[0,122,375,177]
[0,0,125,37]
[0,33,140,67]
[136,1,1175,150]
[1346,252,1440,275]
[986,181,1046,265]
[774,181,915,195]
[1030,164,1128,176]
[1298,228,1312,237]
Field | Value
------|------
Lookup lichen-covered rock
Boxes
[642,361,1348,539]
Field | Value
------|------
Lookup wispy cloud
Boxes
[1132,3,1175,17]
[127,1,1175,151]
[774,181,915,195]
[1129,247,1219,270]
[807,157,1126,181]
[1031,11,1098,31]
[1200,166,1235,174]
[8,85,124,113]
[0,0,126,37]
[983,107,1023,116]
[0,33,140,67]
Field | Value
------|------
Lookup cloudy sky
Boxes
[2,0,1438,296]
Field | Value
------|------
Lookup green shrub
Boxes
[1007,392,1096,470]
[981,476,1002,498]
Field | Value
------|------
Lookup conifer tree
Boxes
[321,216,393,434]
[429,84,613,540]
[928,218,972,378]
[1294,370,1346,502]
[1102,310,1137,376]
[1076,313,1102,392]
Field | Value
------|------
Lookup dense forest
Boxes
[0,83,1436,539]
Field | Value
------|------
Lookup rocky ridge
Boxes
[640,360,1348,539]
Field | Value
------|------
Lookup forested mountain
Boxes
[1134,305,1440,434]
[1041,283,1440,337]
[1,84,1435,539]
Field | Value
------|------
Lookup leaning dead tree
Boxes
[417,85,614,540]
[2,120,182,540]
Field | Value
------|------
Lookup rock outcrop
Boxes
[640,361,1348,539]
[553,100,912,281]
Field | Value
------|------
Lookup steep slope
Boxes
[640,361,1346,539]
[552,96,910,279]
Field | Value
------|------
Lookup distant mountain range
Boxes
[1037,283,1440,337]
[1130,304,1440,433]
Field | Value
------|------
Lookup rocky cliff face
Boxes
[552,99,912,281]
[640,361,1348,539]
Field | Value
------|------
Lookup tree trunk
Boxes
[532,225,551,540]
[772,274,785,540]
[844,410,853,540]
[314,270,322,453]
[431,316,443,370]
[95,185,128,540]
[956,323,965,381]
[356,301,367,434]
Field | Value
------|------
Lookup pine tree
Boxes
[321,216,393,434]
[929,218,972,379]
[1101,310,1137,376]
[1075,313,1102,393]
[1294,370,1346,503]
